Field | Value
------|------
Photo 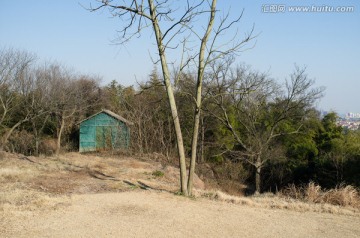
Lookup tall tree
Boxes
[88,0,253,195]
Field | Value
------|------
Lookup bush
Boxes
[152,170,164,177]
[7,130,35,155]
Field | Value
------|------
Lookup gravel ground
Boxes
[2,190,360,238]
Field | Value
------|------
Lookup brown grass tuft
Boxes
[323,185,359,207]
[305,182,323,203]
[0,189,71,212]
[281,182,360,208]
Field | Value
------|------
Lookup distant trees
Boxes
[341,130,360,187]
[0,45,359,192]
[265,111,360,190]
[310,112,360,187]
[0,48,100,155]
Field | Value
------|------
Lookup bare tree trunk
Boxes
[55,116,65,156]
[188,0,217,195]
[137,118,143,154]
[188,105,201,194]
[0,107,7,128]
[144,122,149,153]
[255,157,262,194]
[149,0,188,195]
[33,123,39,156]
[200,116,205,163]
[167,115,173,161]
[32,114,49,157]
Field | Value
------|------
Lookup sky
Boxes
[0,0,359,115]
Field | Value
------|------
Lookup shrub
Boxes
[39,138,57,156]
[7,130,35,155]
[152,170,164,177]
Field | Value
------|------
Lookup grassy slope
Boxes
[0,151,359,216]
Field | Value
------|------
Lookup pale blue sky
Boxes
[0,0,359,114]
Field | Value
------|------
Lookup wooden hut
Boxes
[79,110,133,152]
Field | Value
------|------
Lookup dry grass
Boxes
[193,187,360,216]
[1,151,359,218]
[322,186,359,207]
[0,152,71,212]
[281,182,360,208]
[0,189,71,212]
[0,167,26,182]
[0,151,201,212]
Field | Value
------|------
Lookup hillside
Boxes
[1,152,359,237]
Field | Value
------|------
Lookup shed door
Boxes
[96,126,112,151]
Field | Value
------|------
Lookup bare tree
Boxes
[45,64,100,155]
[88,0,253,195]
[102,78,167,154]
[0,48,37,150]
[207,65,323,194]
[24,64,55,155]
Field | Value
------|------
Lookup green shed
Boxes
[79,109,133,152]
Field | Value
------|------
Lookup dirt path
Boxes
[2,190,360,238]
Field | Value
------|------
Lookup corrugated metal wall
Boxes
[79,112,130,152]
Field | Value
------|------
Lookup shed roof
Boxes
[79,109,134,126]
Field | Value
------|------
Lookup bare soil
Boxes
[1,152,359,238]
[2,191,360,238]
